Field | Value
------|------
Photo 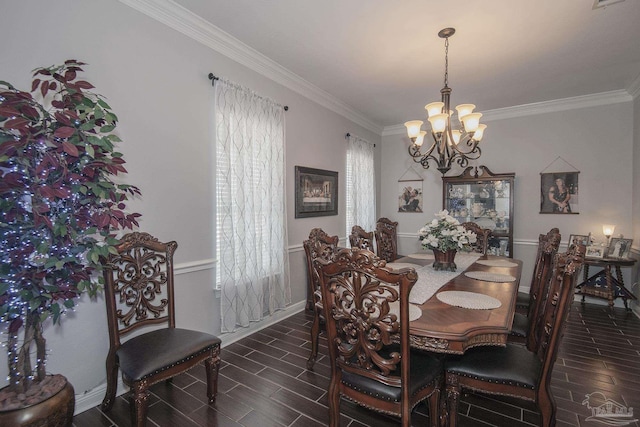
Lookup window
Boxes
[346,134,376,236]
[214,79,290,333]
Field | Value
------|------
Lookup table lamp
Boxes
[602,224,615,246]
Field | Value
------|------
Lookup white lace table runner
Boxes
[386,262,422,270]
[436,291,502,310]
[409,253,481,304]
[406,252,434,260]
[389,302,422,321]
[476,259,518,268]
[464,271,516,282]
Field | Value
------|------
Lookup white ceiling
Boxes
[172,0,640,129]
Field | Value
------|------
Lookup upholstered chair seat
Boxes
[446,344,542,390]
[117,329,221,382]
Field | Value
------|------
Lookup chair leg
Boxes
[538,387,557,427]
[101,351,118,411]
[132,381,150,427]
[427,386,441,427]
[445,375,461,427]
[327,377,341,427]
[307,309,321,370]
[205,348,221,403]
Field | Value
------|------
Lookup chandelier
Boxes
[404,28,486,175]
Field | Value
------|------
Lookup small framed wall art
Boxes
[540,171,579,214]
[295,166,338,218]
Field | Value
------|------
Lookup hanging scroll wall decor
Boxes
[540,171,579,214]
[398,180,423,213]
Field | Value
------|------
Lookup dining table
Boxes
[388,252,522,354]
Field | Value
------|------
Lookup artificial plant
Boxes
[0,60,141,396]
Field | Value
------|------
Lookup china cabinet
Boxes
[442,166,515,257]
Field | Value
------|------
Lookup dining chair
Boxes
[375,217,399,262]
[100,232,221,427]
[316,248,443,427]
[509,228,561,349]
[515,228,561,312]
[461,222,491,256]
[349,225,375,251]
[302,228,340,369]
[444,243,585,427]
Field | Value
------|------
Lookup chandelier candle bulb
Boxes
[455,104,476,119]
[472,124,487,141]
[425,102,445,117]
[461,112,482,132]
[404,120,424,138]
[429,113,448,133]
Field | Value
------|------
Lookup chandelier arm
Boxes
[450,135,480,155]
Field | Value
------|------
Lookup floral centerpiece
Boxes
[418,210,476,271]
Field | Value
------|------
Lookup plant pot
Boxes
[432,249,457,271]
[0,375,75,427]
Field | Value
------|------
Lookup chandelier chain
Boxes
[444,36,449,88]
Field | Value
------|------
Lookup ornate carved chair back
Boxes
[349,225,375,251]
[533,243,585,369]
[316,248,442,427]
[461,222,491,255]
[375,217,399,262]
[103,232,176,342]
[525,228,561,351]
[302,228,339,369]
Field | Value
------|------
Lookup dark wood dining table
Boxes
[393,254,522,354]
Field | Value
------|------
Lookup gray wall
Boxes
[0,0,380,404]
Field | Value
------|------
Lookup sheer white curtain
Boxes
[214,78,290,333]
[346,134,376,236]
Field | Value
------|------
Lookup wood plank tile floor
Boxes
[74,302,640,426]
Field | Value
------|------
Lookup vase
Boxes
[432,249,457,271]
[0,375,75,427]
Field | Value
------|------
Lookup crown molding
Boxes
[383,89,632,136]
[627,72,640,99]
[118,0,383,134]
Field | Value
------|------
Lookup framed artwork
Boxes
[607,238,633,259]
[585,245,605,259]
[398,180,423,213]
[295,166,338,218]
[568,234,590,248]
[540,172,579,214]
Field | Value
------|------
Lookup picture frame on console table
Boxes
[585,245,605,259]
[295,166,338,218]
[568,234,590,248]
[607,238,633,259]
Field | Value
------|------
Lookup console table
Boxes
[576,257,637,310]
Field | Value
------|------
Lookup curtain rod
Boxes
[345,133,375,147]
[208,73,289,111]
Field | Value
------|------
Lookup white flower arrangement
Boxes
[418,210,477,252]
